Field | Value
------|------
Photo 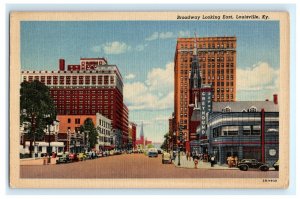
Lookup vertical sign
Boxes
[200,87,212,136]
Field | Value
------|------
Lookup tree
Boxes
[146,144,154,149]
[80,118,98,150]
[20,80,57,157]
[160,133,169,151]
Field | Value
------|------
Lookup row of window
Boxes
[23,69,115,74]
[98,128,111,135]
[99,119,111,129]
[180,43,235,49]
[24,75,116,85]
[52,90,115,94]
[67,118,81,124]
[212,125,261,137]
[59,110,114,119]
[222,106,258,113]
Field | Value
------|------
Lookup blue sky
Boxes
[21,20,280,143]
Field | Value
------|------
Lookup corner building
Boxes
[21,58,126,144]
[174,37,236,145]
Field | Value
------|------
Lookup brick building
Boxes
[129,122,137,150]
[21,57,129,149]
[174,36,237,149]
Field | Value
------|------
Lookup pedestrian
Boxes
[210,156,215,167]
[227,156,231,168]
[234,156,238,167]
[194,158,198,169]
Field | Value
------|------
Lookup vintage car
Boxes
[56,153,70,164]
[162,152,172,164]
[77,153,87,161]
[237,159,269,171]
[148,148,158,158]
[68,153,78,162]
[273,160,279,171]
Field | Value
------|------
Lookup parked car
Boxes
[68,153,78,162]
[237,159,269,171]
[116,150,123,155]
[162,152,172,164]
[56,153,70,164]
[96,151,104,158]
[273,160,279,171]
[148,148,158,158]
[77,153,87,161]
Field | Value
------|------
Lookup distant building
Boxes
[135,122,145,147]
[136,122,153,148]
[129,122,137,150]
[95,113,112,151]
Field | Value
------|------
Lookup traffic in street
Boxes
[20,153,279,179]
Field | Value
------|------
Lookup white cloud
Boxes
[178,30,191,37]
[135,44,148,51]
[91,45,101,53]
[237,62,279,91]
[145,32,174,41]
[124,62,174,111]
[145,30,191,41]
[145,32,159,41]
[124,73,136,80]
[101,41,131,54]
[159,32,174,39]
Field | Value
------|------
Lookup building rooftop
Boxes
[191,100,278,121]
[210,101,278,112]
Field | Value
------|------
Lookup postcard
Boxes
[10,11,289,188]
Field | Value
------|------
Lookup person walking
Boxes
[210,155,215,167]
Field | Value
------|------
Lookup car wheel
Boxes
[274,166,279,171]
[260,166,269,171]
[240,165,248,171]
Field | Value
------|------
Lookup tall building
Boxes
[122,104,129,148]
[174,36,237,149]
[21,57,127,148]
[129,122,137,150]
[135,122,145,147]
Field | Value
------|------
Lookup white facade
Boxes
[21,64,123,94]
[95,113,112,150]
[21,141,64,157]
[20,120,61,157]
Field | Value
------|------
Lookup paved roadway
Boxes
[20,154,278,178]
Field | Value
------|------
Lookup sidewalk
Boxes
[20,157,57,166]
[173,155,238,170]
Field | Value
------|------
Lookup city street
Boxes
[20,154,279,178]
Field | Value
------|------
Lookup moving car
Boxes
[162,152,172,164]
[237,159,269,171]
[148,148,158,158]
[273,160,279,171]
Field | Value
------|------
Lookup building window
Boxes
[75,118,80,124]
[248,106,257,112]
[243,126,251,135]
[222,106,231,112]
[221,126,239,136]
[243,125,261,136]
[72,76,77,85]
[68,118,71,123]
